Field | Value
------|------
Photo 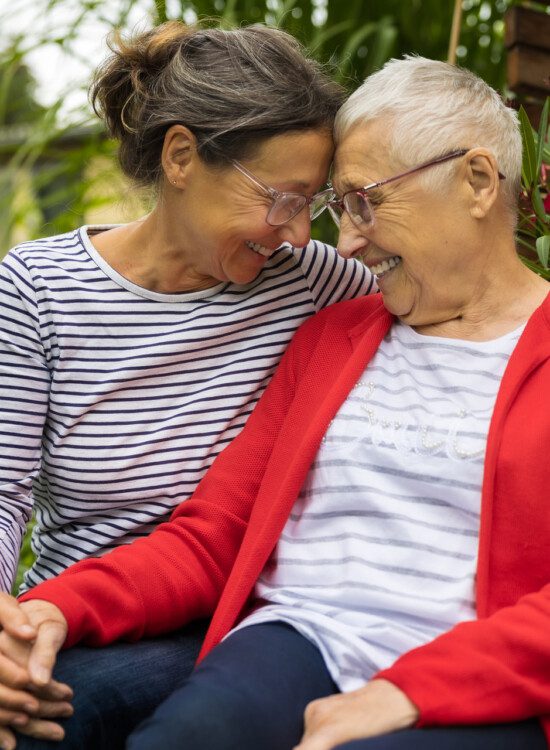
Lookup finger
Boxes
[29,679,73,702]
[27,622,66,687]
[293,739,330,750]
[0,725,16,750]
[0,595,36,641]
[0,683,39,713]
[0,653,31,690]
[12,716,66,743]
[24,698,73,720]
[0,707,33,727]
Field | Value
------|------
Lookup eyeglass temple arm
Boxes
[364,149,470,191]
[231,161,279,198]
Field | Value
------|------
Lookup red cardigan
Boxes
[22,293,550,741]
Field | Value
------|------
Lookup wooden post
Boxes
[505,4,550,127]
[447,0,463,65]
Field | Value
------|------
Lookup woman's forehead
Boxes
[333,123,391,192]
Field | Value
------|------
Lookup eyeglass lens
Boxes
[267,194,308,226]
[344,192,375,229]
[325,193,375,229]
[266,191,335,226]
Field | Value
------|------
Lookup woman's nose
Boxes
[277,209,311,249]
[336,214,369,259]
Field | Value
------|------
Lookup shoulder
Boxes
[292,293,386,345]
[285,238,362,273]
[280,240,375,303]
[4,228,85,267]
[278,294,388,382]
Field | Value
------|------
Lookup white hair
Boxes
[335,56,522,214]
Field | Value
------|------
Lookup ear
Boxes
[464,148,500,219]
[161,125,198,188]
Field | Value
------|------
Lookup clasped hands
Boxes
[0,592,419,750]
[0,592,70,749]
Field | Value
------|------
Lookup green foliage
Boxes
[12,521,35,595]
[517,98,550,278]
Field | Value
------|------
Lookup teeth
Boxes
[369,256,402,276]
[246,241,272,257]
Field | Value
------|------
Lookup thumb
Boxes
[0,592,36,640]
[28,618,67,686]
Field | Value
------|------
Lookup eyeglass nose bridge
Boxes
[267,188,336,226]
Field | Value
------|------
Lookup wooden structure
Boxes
[505,4,550,126]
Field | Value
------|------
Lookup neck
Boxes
[90,206,218,294]
[413,239,549,341]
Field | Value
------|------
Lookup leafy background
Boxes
[1,0,548,590]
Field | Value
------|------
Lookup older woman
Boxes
[4,56,550,750]
[0,19,373,749]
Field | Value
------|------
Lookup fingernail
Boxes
[18,624,36,637]
[32,666,50,685]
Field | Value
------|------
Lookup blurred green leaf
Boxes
[519,105,538,188]
[536,97,549,171]
[12,520,35,594]
[536,235,550,270]
[532,186,548,225]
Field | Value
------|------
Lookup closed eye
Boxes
[363,188,384,205]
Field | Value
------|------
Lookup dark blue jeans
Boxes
[127,622,547,750]
[15,620,207,749]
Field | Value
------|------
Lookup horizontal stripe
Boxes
[0,227,373,592]
[241,317,520,692]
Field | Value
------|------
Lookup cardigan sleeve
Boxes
[19,312,326,648]
[376,584,550,725]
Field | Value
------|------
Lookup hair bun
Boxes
[91,22,193,139]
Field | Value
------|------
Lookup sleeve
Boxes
[298,239,377,311]
[19,313,324,648]
[375,584,550,725]
[0,251,51,592]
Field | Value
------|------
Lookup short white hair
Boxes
[335,56,521,213]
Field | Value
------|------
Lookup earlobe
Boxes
[465,149,499,219]
[162,125,197,188]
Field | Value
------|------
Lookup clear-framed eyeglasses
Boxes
[232,160,335,227]
[325,149,506,231]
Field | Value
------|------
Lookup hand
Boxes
[0,593,71,749]
[294,679,419,750]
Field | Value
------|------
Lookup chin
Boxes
[379,291,413,320]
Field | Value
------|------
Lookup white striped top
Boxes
[0,226,374,593]
[237,320,523,690]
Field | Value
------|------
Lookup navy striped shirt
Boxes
[0,226,375,592]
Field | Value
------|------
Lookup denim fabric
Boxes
[15,620,207,750]
[334,722,546,749]
[127,622,546,750]
[127,622,337,750]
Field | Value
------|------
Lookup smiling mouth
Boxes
[245,240,275,258]
[368,256,402,278]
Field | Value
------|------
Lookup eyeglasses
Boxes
[326,149,506,231]
[232,160,334,227]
